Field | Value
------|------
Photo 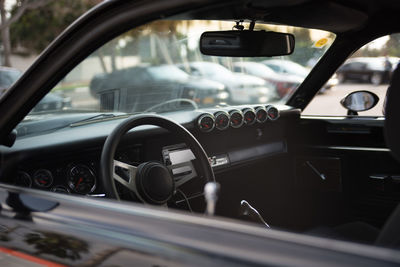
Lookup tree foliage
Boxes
[10,0,100,54]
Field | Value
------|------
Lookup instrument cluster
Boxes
[197,105,280,133]
[15,163,97,195]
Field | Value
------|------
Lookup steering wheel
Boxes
[100,114,215,206]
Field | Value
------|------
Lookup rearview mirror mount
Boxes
[200,30,295,57]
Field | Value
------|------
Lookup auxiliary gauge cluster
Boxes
[197,105,280,133]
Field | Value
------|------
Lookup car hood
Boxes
[183,77,225,91]
[233,73,265,87]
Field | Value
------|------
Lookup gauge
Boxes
[242,108,256,125]
[255,106,268,123]
[67,164,96,195]
[266,105,280,121]
[51,185,70,194]
[214,111,230,130]
[33,169,53,188]
[229,110,244,128]
[198,114,215,132]
[15,171,32,188]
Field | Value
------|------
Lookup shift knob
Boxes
[204,182,220,215]
[240,200,270,228]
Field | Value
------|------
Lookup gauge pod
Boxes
[229,110,244,128]
[255,106,268,123]
[16,171,32,188]
[214,111,230,130]
[33,169,53,188]
[266,105,280,121]
[242,108,256,125]
[198,113,215,132]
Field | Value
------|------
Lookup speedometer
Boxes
[67,164,96,195]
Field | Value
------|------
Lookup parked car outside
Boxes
[0,67,71,113]
[178,61,278,104]
[232,61,303,99]
[262,59,338,92]
[90,64,229,112]
[336,57,400,85]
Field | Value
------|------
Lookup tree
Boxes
[0,0,52,66]
[10,0,101,55]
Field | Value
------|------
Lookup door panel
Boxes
[291,116,400,229]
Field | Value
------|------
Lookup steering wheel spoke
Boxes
[113,160,138,192]
[167,161,197,187]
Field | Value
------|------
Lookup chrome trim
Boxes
[306,145,390,152]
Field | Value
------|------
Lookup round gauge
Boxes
[255,106,268,123]
[33,169,53,188]
[51,185,70,194]
[266,105,280,121]
[229,110,244,128]
[214,111,230,130]
[15,171,32,188]
[67,164,96,195]
[198,114,215,132]
[242,108,256,125]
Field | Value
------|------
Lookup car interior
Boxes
[1,0,400,253]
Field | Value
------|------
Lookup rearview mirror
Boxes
[340,90,379,115]
[200,30,295,57]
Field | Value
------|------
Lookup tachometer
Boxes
[67,164,96,195]
[255,106,267,123]
[229,110,244,128]
[266,105,280,121]
[242,108,256,125]
[33,169,53,188]
[198,114,215,132]
[214,111,230,130]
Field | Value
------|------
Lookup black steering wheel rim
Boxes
[100,114,215,201]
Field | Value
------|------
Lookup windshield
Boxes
[19,20,335,133]
[147,65,189,81]
[0,69,21,88]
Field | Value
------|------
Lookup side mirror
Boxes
[340,90,379,115]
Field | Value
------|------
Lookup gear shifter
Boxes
[239,200,270,228]
[204,182,220,216]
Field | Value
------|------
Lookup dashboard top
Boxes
[3,104,297,156]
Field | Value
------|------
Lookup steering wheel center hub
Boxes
[136,162,175,204]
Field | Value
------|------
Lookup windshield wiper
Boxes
[70,113,132,127]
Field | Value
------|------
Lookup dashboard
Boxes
[2,104,299,197]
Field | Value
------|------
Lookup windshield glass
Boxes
[19,20,335,134]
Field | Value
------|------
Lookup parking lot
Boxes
[61,82,388,116]
[303,83,388,116]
